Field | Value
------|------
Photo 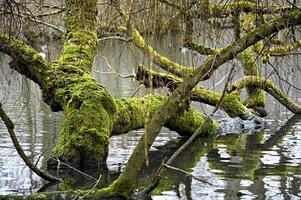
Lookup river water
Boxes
[0,36,301,199]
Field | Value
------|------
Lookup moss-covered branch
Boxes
[119,26,194,78]
[184,41,217,55]
[0,34,49,88]
[269,39,301,54]
[113,94,215,136]
[238,47,266,108]
[228,76,301,114]
[136,65,254,119]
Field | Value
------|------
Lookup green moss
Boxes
[42,0,117,164]
[65,0,98,33]
[124,27,194,78]
[238,47,266,108]
[81,176,134,199]
[0,34,50,87]
[238,13,266,109]
[167,107,219,136]
[243,88,265,108]
[112,94,219,137]
[51,82,116,163]
[269,39,301,54]
[193,87,253,119]
[221,92,253,119]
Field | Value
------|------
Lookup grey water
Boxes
[0,36,301,199]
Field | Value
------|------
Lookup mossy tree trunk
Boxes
[238,10,266,115]
[44,0,117,166]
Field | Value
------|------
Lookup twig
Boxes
[78,173,102,199]
[98,35,131,42]
[130,84,144,97]
[162,164,214,186]
[53,157,97,181]
[285,0,300,10]
[35,145,48,167]
[0,9,64,33]
[270,52,301,56]
[100,56,136,78]
[35,9,65,17]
